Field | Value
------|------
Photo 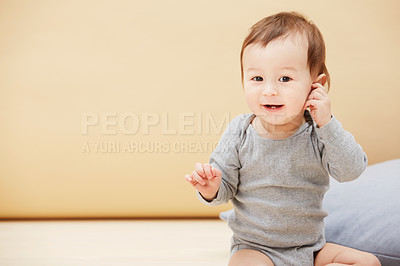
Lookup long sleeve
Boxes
[316,116,368,182]
[197,115,246,206]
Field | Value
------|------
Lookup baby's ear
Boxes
[315,73,327,86]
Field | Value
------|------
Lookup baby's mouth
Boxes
[263,104,284,111]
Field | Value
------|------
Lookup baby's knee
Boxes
[359,253,381,266]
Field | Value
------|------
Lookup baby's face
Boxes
[242,34,315,128]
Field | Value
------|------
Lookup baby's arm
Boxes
[305,82,367,181]
[184,163,222,201]
[317,118,368,182]
[184,115,244,205]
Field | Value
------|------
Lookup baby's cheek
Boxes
[300,90,311,104]
[287,95,308,114]
[290,90,308,103]
[244,91,258,108]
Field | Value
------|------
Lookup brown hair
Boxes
[240,12,330,89]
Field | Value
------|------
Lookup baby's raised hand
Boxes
[184,163,222,201]
[304,83,332,127]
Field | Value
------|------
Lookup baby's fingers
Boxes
[202,163,214,179]
[212,167,222,178]
[184,174,196,185]
[312,82,327,91]
[185,174,204,188]
[311,84,328,98]
[191,171,206,186]
[194,162,206,178]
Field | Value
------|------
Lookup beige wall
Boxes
[0,0,399,218]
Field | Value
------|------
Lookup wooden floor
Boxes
[0,219,232,266]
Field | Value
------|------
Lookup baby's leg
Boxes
[314,243,381,266]
[228,249,274,266]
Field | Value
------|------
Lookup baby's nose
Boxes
[262,83,278,96]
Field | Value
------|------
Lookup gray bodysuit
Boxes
[197,111,367,265]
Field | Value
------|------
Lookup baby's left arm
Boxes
[307,83,368,182]
[316,116,368,183]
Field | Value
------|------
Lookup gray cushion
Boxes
[323,159,400,265]
[220,159,400,266]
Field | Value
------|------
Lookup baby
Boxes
[184,12,381,266]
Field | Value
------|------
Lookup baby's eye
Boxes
[279,76,292,82]
[251,76,263,82]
